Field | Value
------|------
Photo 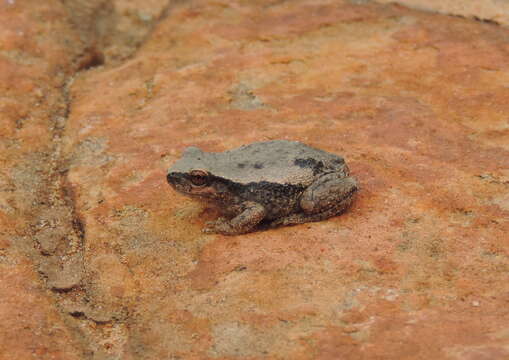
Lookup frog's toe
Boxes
[203,218,229,234]
[202,226,215,234]
[204,217,222,225]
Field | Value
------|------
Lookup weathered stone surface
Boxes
[63,0,170,64]
[0,258,82,360]
[376,0,509,26]
[58,0,509,358]
[2,0,509,359]
[0,0,91,358]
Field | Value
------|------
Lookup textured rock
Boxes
[0,1,86,358]
[2,0,509,359]
[0,259,82,360]
[60,0,509,358]
[375,0,509,26]
[63,0,170,64]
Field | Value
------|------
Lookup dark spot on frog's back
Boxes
[253,163,264,169]
[294,158,318,168]
[294,158,325,175]
[237,163,246,169]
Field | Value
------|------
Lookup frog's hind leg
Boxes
[267,174,358,228]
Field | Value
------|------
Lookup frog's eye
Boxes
[189,170,209,186]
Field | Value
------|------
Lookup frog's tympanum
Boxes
[167,140,358,235]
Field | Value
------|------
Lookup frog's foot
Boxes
[268,174,358,228]
[203,201,266,235]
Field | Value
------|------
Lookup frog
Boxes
[167,140,358,235]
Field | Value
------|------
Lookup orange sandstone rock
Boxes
[2,0,509,358]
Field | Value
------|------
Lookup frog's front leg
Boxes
[204,201,266,235]
[269,173,357,227]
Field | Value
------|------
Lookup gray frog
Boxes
[167,140,358,235]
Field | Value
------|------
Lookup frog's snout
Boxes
[167,173,191,193]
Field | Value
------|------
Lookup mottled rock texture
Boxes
[376,0,509,26]
[1,0,509,359]
[0,0,85,358]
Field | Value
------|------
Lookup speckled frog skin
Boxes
[167,140,358,235]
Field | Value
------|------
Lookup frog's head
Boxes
[167,147,228,199]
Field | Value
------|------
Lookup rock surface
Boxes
[375,0,509,26]
[0,0,85,359]
[1,0,509,359]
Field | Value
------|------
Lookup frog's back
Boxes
[207,140,347,185]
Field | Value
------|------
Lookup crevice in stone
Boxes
[68,310,113,325]
[16,2,119,358]
[61,0,114,67]
[472,15,500,26]
[19,1,190,357]
[443,13,503,27]
[61,0,178,67]
[104,0,176,63]
[27,1,191,357]
[76,47,105,70]
[61,168,86,242]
